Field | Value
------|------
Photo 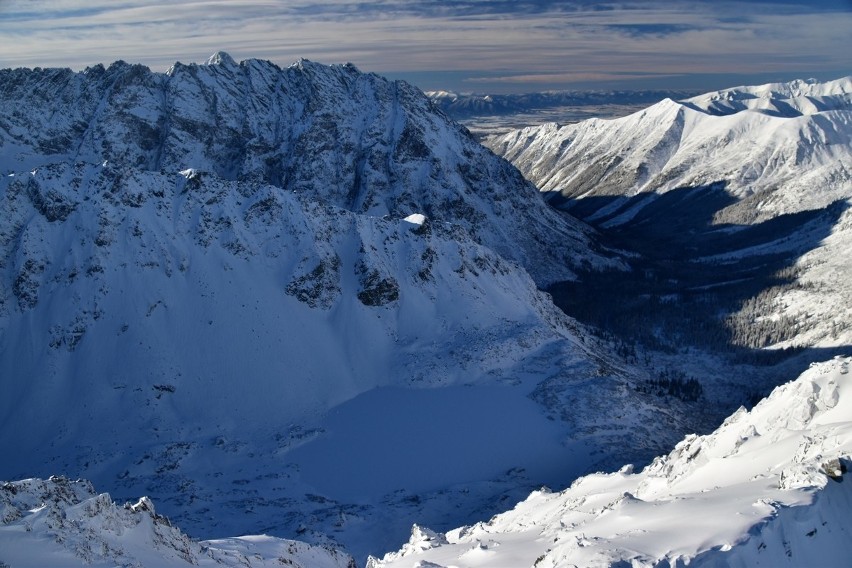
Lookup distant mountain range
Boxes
[426,89,700,119]
[426,88,702,137]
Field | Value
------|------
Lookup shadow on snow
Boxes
[548,182,852,407]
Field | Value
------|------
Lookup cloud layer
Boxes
[0,0,849,92]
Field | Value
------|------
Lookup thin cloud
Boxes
[464,71,687,85]
[0,0,848,91]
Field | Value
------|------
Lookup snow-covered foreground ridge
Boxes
[373,357,852,568]
[488,76,852,223]
[4,360,850,568]
[0,476,354,567]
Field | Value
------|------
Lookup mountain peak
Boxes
[205,50,237,67]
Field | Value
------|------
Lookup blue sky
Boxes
[0,0,849,93]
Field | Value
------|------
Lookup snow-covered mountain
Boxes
[0,52,607,285]
[487,76,851,224]
[488,76,852,353]
[0,54,702,562]
[6,54,847,566]
[372,356,852,567]
[0,476,355,567]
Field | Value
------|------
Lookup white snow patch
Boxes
[403,213,427,227]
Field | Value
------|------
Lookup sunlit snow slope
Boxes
[373,357,852,568]
[488,76,851,223]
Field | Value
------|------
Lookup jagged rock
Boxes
[0,54,611,285]
[822,457,846,481]
[0,477,354,567]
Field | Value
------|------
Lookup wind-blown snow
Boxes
[373,357,852,567]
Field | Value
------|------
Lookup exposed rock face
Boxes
[0,54,610,285]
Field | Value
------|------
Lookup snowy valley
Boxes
[0,55,850,567]
[6,358,851,567]
[489,76,852,413]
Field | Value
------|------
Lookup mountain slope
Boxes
[488,76,852,365]
[0,159,690,561]
[0,53,610,285]
[0,159,617,559]
[0,55,678,561]
[373,357,852,568]
[488,76,851,225]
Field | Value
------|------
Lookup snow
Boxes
[205,51,237,67]
[0,53,614,285]
[0,477,355,567]
[286,382,588,501]
[488,75,852,349]
[402,213,427,227]
[1,58,850,567]
[373,357,852,567]
[487,75,852,223]
[0,54,634,559]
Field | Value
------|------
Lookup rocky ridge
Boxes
[0,52,611,285]
[0,476,355,567]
